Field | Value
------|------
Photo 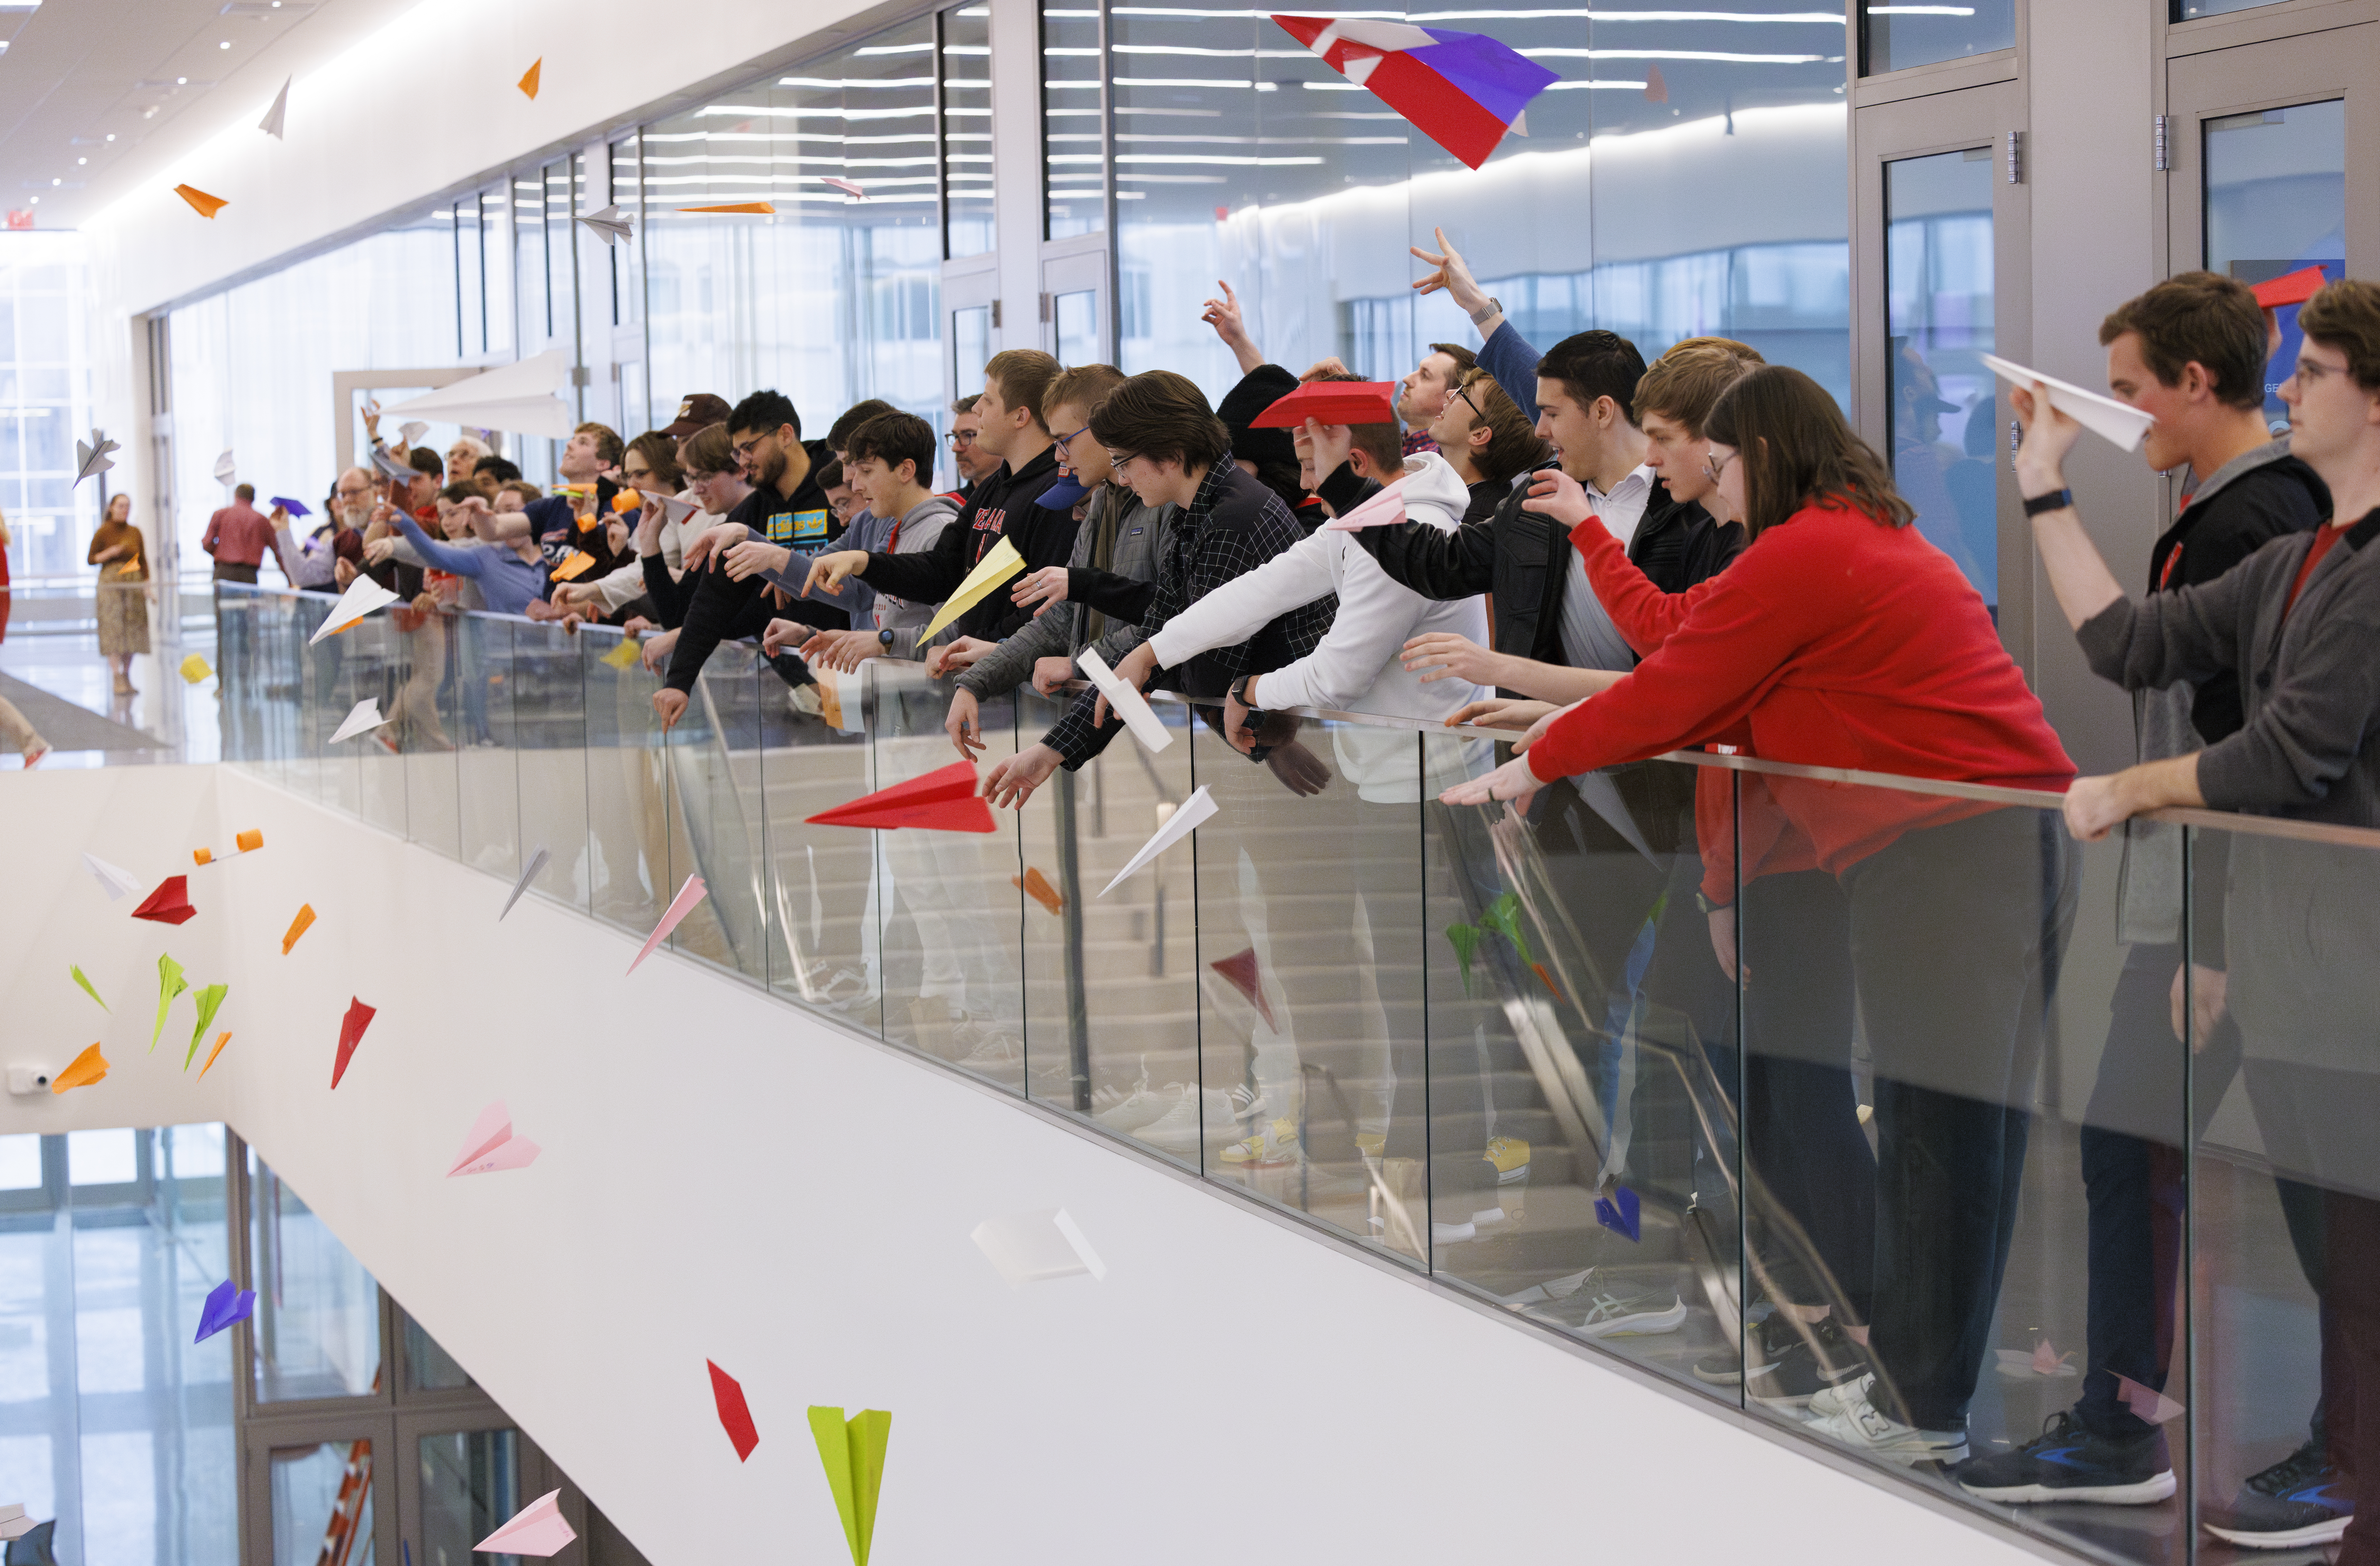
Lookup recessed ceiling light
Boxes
[144,107,157,117]
[177,76,187,84]
[219,39,229,48]
[77,157,85,164]
[105,134,115,141]
[50,178,60,185]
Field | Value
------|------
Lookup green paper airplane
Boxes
[154,953,188,1050]
[70,964,109,1011]
[808,1405,891,1566]
[185,984,229,1068]
[1480,891,1534,969]
[1445,923,1483,996]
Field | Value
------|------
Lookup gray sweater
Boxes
[957,484,1175,700]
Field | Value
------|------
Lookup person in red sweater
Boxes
[1447,365,2080,1466]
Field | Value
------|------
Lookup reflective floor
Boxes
[1,612,220,769]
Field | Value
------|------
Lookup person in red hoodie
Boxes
[1446,364,2080,1467]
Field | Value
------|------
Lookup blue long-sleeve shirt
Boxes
[392,514,550,615]
[1478,319,1542,425]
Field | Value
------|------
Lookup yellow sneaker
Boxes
[1221,1116,1300,1167]
[1486,1136,1532,1185]
[1354,1132,1386,1160]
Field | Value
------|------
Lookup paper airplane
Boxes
[259,74,291,138]
[972,1208,1106,1286]
[1249,379,1398,429]
[1013,866,1064,915]
[282,903,317,954]
[448,1101,542,1176]
[1077,646,1173,752]
[200,1033,231,1076]
[1100,785,1216,898]
[133,875,196,925]
[330,697,389,743]
[174,184,228,219]
[1446,922,1483,995]
[1594,1183,1641,1242]
[2252,265,2326,310]
[379,349,576,440]
[1271,16,1557,171]
[331,997,376,1088]
[655,494,699,524]
[1207,946,1279,1030]
[1993,1340,2080,1378]
[85,852,142,900]
[185,984,228,1068]
[2116,1373,2185,1425]
[76,430,119,486]
[309,573,401,644]
[919,536,1025,642]
[518,58,541,99]
[807,761,997,833]
[808,1407,891,1566]
[599,636,643,671]
[1479,890,1535,967]
[213,450,236,485]
[474,1490,575,1557]
[153,953,188,1050]
[192,829,264,866]
[2032,1337,2073,1376]
[680,201,776,215]
[1643,62,1668,103]
[550,549,597,582]
[576,204,633,246]
[368,443,413,481]
[193,1278,256,1344]
[1322,474,1412,532]
[52,1043,108,1093]
[269,495,311,517]
[179,653,213,684]
[70,965,108,1011]
[709,1360,760,1461]
[0,1505,33,1542]
[1982,354,2156,453]
[823,176,868,200]
[627,874,709,973]
[500,847,550,919]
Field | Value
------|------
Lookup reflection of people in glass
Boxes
[1960,272,2325,1516]
[2029,280,2380,1558]
[1450,366,2078,1466]
[1892,335,1992,600]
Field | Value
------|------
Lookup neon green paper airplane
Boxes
[154,953,188,1050]
[808,1405,890,1566]
[70,964,109,1011]
[186,984,229,1068]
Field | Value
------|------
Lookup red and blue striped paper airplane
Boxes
[1271,15,1560,170]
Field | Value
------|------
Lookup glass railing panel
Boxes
[1182,705,1426,1262]
[2187,818,2372,1558]
[583,622,668,938]
[452,612,520,880]
[756,661,878,1033]
[349,617,409,836]
[509,618,591,913]
[865,659,1026,1085]
[294,592,347,811]
[399,609,462,861]
[666,640,767,982]
[1445,755,1741,1393]
[1013,686,1200,1149]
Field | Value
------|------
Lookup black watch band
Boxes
[877,628,894,648]
[2022,487,2074,517]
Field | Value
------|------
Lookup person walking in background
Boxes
[89,492,151,697]
[201,484,276,585]
[0,504,13,643]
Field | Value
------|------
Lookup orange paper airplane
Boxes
[807,761,996,833]
[549,550,597,582]
[174,184,228,219]
[518,58,542,99]
[53,1043,109,1093]
[282,903,316,955]
[679,201,776,215]
[1013,866,1064,915]
[200,1032,232,1077]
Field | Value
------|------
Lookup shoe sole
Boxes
[1692,1363,1744,1386]
[2203,1516,2350,1550]
[1574,1297,1689,1339]
[1961,1471,2177,1506]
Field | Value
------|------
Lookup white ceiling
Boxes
[0,0,415,229]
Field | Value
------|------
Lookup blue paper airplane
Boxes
[1594,1185,1641,1243]
[194,1278,256,1344]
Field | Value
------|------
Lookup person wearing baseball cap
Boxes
[664,393,732,440]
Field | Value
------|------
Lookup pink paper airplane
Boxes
[474,1489,576,1557]
[823,176,867,200]
[1323,475,1411,532]
[447,1102,542,1177]
[2031,1338,2074,1376]
[627,875,708,973]
[2116,1373,2185,1425]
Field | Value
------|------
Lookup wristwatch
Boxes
[2021,487,2074,517]
[1468,296,1502,327]
[877,628,894,649]
[1228,674,1274,761]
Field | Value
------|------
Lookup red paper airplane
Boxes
[2252,265,2327,310]
[709,1359,760,1461]
[132,875,197,926]
[807,761,996,833]
[1208,946,1279,1030]
[1249,380,1398,429]
[331,998,376,1088]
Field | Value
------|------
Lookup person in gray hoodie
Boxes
[777,412,960,672]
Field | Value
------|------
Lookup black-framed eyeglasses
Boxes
[1106,450,1140,471]
[730,436,765,462]
[946,430,978,446]
[1452,380,1488,423]
[1050,426,1089,450]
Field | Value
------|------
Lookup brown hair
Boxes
[625,431,684,493]
[1451,368,1544,487]
[1043,363,1129,426]
[1668,335,1765,360]
[843,411,936,481]
[1312,369,1404,476]
[1706,366,1913,541]
[984,349,1062,433]
[1089,370,1231,471]
[574,422,625,467]
[501,480,543,503]
[680,422,734,478]
[2099,272,2269,412]
[2295,279,2380,393]
[827,399,897,450]
[815,456,846,493]
[1635,344,1763,439]
[1426,341,1480,378]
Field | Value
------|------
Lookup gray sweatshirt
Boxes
[957,484,1175,700]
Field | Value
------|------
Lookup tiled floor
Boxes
[2,616,221,769]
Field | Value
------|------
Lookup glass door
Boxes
[1041,245,1109,367]
[1854,82,2030,656]
[943,260,1000,417]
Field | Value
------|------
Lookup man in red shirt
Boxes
[202,484,278,585]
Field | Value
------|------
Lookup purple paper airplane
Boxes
[1273,16,1558,170]
[195,1278,256,1344]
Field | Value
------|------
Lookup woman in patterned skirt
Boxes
[89,492,152,695]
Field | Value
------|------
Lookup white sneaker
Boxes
[1090,1058,1151,1117]
[1132,1084,1260,1156]
[1804,1379,1969,1465]
[1522,1271,1688,1338]
[955,1030,1024,1081]
[1500,1268,1592,1307]
[1808,1370,1871,1421]
[1095,1080,1181,1136]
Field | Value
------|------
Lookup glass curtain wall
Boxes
[0,230,99,580]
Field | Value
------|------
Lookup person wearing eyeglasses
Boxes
[945,394,998,504]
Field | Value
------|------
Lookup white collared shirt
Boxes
[1557,463,1655,673]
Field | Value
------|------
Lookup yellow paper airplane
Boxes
[918,537,1024,643]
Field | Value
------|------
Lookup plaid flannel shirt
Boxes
[1043,454,1335,766]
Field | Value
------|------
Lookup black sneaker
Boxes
[1693,1310,1787,1387]
[2204,1440,2351,1550]
[1954,1410,2176,1505]
[1747,1314,1867,1410]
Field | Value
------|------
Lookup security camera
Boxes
[6,1066,54,1096]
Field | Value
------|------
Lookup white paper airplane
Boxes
[379,351,576,439]
[499,846,550,920]
[213,450,236,485]
[575,204,634,246]
[1323,474,1411,532]
[76,430,119,486]
[368,444,412,481]
[972,1208,1106,1286]
[1101,786,1216,898]
[309,574,401,644]
[83,852,144,901]
[329,697,389,743]
[259,75,291,139]
[1077,647,1172,754]
[398,421,428,446]
[1981,354,2156,453]
[656,494,699,525]
[0,1504,34,1543]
